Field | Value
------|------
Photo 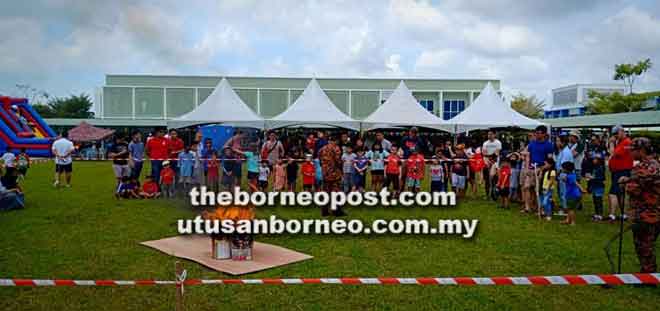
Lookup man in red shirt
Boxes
[607,125,634,221]
[168,129,185,175]
[146,128,169,180]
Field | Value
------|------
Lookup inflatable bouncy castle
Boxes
[0,96,57,157]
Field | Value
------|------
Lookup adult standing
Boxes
[168,129,185,175]
[314,131,328,158]
[146,128,169,181]
[607,125,634,221]
[400,127,426,192]
[555,135,574,211]
[526,125,554,168]
[128,131,144,179]
[318,136,346,217]
[568,130,585,179]
[622,138,660,274]
[374,131,392,152]
[482,129,502,197]
[261,132,285,167]
[108,136,130,185]
[51,133,75,188]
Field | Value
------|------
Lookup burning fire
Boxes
[202,204,255,222]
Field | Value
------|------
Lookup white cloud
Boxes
[462,23,542,55]
[414,50,456,72]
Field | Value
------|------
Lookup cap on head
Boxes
[163,160,170,166]
[569,130,580,139]
[611,124,624,135]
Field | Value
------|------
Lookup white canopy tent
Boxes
[266,78,361,131]
[362,81,450,131]
[167,78,265,129]
[446,82,544,133]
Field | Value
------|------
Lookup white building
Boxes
[544,84,626,118]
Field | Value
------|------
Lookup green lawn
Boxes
[1,161,658,310]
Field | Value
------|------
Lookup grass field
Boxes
[1,161,659,310]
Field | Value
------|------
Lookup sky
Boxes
[1,0,659,107]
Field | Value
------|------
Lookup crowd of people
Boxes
[1,124,658,273]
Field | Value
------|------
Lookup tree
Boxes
[613,58,652,94]
[586,91,646,114]
[586,58,654,114]
[510,93,545,118]
[37,93,95,119]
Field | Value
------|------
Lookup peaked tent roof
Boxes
[446,82,544,133]
[266,78,361,130]
[362,81,449,131]
[167,78,264,129]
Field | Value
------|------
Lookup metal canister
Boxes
[212,238,231,260]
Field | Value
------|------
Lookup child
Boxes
[353,148,369,192]
[234,143,260,192]
[301,154,315,192]
[273,158,287,191]
[406,147,425,193]
[497,158,512,209]
[221,148,235,190]
[366,143,388,191]
[140,175,161,198]
[451,145,469,198]
[191,143,205,187]
[115,176,139,199]
[178,146,195,195]
[286,151,299,192]
[429,156,445,192]
[341,145,356,193]
[561,161,584,225]
[586,154,606,221]
[160,161,176,198]
[468,147,485,196]
[508,152,521,201]
[16,148,30,180]
[541,158,557,220]
[207,153,220,192]
[487,154,499,201]
[258,160,270,191]
[384,145,401,195]
[314,157,323,191]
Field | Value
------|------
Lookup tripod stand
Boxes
[604,183,630,275]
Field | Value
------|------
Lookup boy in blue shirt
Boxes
[178,147,195,194]
[561,161,585,225]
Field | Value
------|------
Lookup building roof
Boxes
[543,110,660,128]
[45,118,166,127]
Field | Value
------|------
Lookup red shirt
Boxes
[160,167,175,185]
[608,137,633,171]
[301,162,315,185]
[146,137,169,160]
[385,154,401,175]
[142,181,159,194]
[406,154,425,180]
[497,165,511,189]
[168,137,184,159]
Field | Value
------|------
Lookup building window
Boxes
[419,99,434,113]
[442,100,465,120]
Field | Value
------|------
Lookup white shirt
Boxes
[482,139,502,156]
[52,138,75,165]
[1,152,16,167]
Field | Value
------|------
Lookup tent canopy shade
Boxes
[67,121,115,142]
[446,82,544,133]
[167,78,264,129]
[266,78,361,131]
[361,81,450,132]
